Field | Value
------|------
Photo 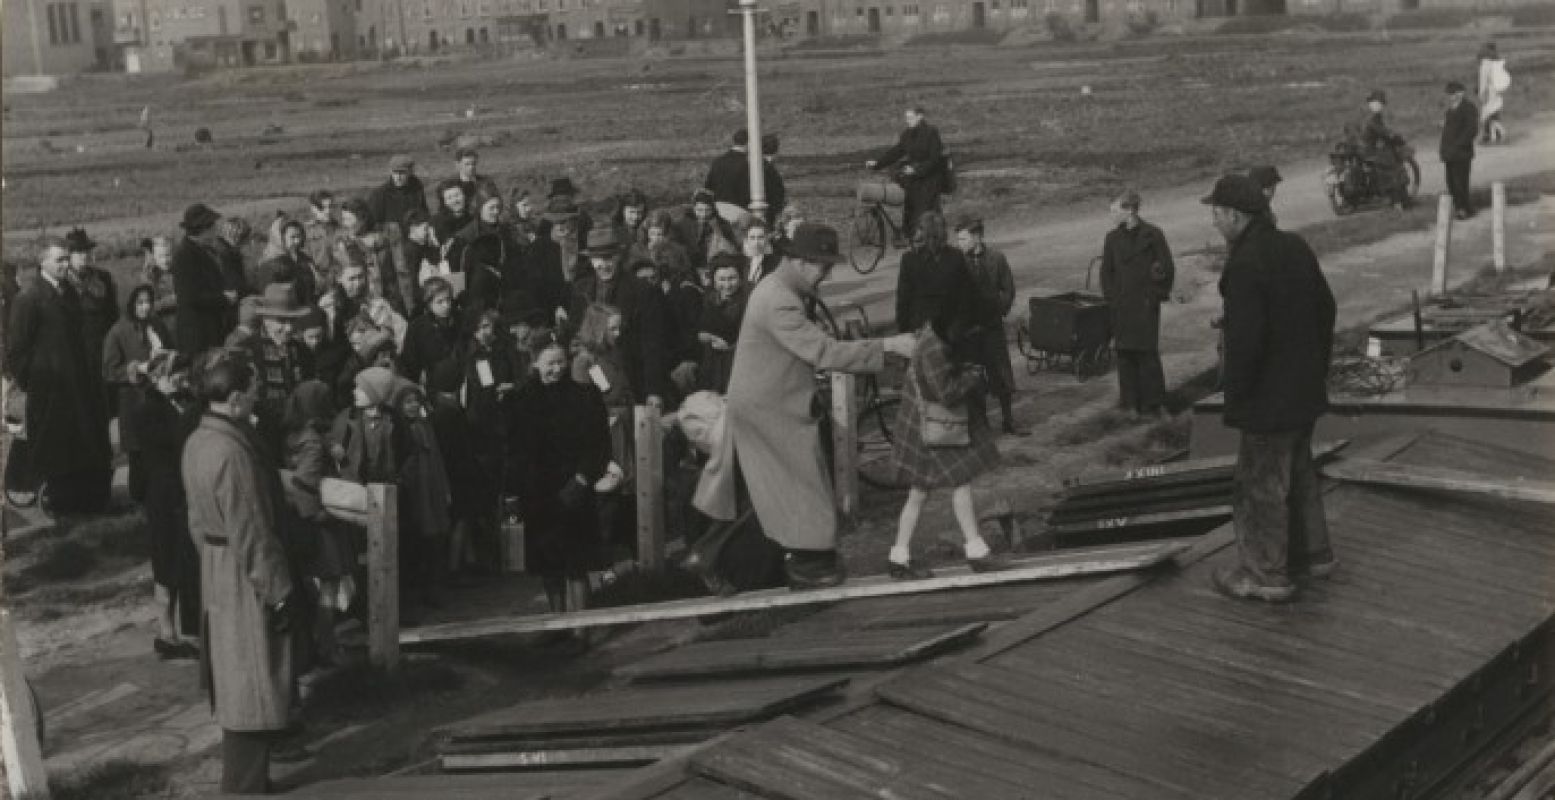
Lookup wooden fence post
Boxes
[0,610,48,800]
[366,482,400,674]
[1491,181,1507,274]
[830,372,859,528]
[1431,193,1453,296]
[634,405,665,572]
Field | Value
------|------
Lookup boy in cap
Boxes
[1440,80,1479,219]
[1203,174,1336,604]
[954,215,1024,435]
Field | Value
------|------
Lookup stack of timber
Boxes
[1369,290,1555,356]
[1045,440,1347,545]
[435,676,849,773]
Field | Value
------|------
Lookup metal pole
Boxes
[741,0,766,219]
[27,0,46,76]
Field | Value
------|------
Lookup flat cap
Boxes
[1201,174,1269,215]
[389,154,415,171]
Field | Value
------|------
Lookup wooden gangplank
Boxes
[615,623,987,681]
[287,769,632,799]
[401,541,1189,645]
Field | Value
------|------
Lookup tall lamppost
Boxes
[739,0,767,219]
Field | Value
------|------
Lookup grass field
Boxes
[4,26,1554,271]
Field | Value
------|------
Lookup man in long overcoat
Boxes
[1204,174,1336,604]
[867,106,948,241]
[183,348,295,794]
[1440,80,1480,220]
[698,224,914,589]
[173,204,235,355]
[955,215,1024,435]
[569,227,669,408]
[1100,190,1175,418]
[5,238,114,513]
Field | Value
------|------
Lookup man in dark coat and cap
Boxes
[1203,174,1336,604]
[955,215,1023,435]
[64,228,119,388]
[173,203,235,355]
[1100,189,1175,418]
[5,238,115,513]
[569,227,669,409]
[368,154,430,315]
[866,105,948,241]
[1440,80,1480,219]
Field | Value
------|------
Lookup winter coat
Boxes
[963,245,1017,396]
[671,213,738,274]
[183,412,294,732]
[697,291,747,393]
[129,390,201,636]
[875,123,947,195]
[143,263,179,336]
[572,347,634,409]
[528,238,585,322]
[704,148,751,209]
[1218,217,1336,434]
[1100,219,1175,352]
[570,274,670,401]
[511,377,611,577]
[303,218,339,280]
[895,245,970,334]
[334,231,399,310]
[399,415,452,541]
[430,208,472,249]
[172,237,231,355]
[1441,99,1480,163]
[75,266,119,370]
[329,407,403,484]
[706,261,885,549]
[400,312,463,386]
[101,313,172,449]
[4,276,113,480]
[888,325,1001,489]
[451,220,521,326]
[366,175,430,234]
[256,251,325,307]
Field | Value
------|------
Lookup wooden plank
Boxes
[445,677,848,742]
[442,729,717,755]
[569,734,737,800]
[0,609,48,800]
[443,744,698,772]
[366,482,400,672]
[290,769,631,798]
[1062,439,1347,495]
[691,715,1002,800]
[1043,505,1231,537]
[1321,458,1555,505]
[401,541,1190,644]
[651,777,762,800]
[635,405,666,571]
[830,371,859,528]
[616,624,985,681]
[1046,494,1232,525]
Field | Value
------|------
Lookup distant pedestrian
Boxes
[1440,81,1479,220]
[1477,42,1509,145]
[866,105,948,241]
[183,347,296,795]
[954,215,1023,435]
[1100,189,1175,419]
[1203,174,1337,604]
[700,223,915,590]
[173,203,235,355]
[141,235,179,336]
[6,238,115,514]
[65,227,119,381]
[303,190,340,278]
[102,284,173,493]
[452,147,500,207]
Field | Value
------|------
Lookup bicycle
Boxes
[844,176,910,276]
[808,296,907,490]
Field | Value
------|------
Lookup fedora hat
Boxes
[180,203,222,232]
[782,222,845,265]
[542,195,580,222]
[254,283,310,319]
[583,226,622,255]
[63,227,97,253]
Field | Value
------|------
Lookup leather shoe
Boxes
[887,559,935,581]
[785,555,846,591]
[967,552,1012,573]
[1306,558,1338,579]
[1211,567,1296,603]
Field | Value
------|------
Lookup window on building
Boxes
[249,6,266,23]
[68,4,81,42]
[150,10,162,28]
[276,1,286,19]
[885,5,893,14]
[46,4,60,44]
[465,27,474,41]
[265,41,277,56]
[991,0,999,8]
[855,6,863,14]
[355,0,361,11]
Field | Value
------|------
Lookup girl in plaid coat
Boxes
[886,286,1007,580]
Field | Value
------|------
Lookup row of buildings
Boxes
[2,0,1542,76]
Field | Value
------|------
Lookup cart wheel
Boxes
[1091,345,1114,375]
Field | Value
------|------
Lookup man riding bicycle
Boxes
[1361,90,1411,209]
[865,105,948,242]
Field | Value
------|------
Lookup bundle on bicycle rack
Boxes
[1042,441,1348,546]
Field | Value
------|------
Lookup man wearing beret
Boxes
[1440,81,1480,220]
[1203,174,1337,603]
[368,155,430,315]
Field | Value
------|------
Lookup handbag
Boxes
[913,356,970,448]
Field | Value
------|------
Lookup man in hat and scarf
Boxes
[698,223,915,590]
[64,227,120,381]
[1441,80,1480,220]
[6,237,116,514]
[531,193,588,330]
[173,203,236,355]
[244,283,312,454]
[535,177,593,251]
[570,227,669,409]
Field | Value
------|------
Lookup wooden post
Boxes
[1431,193,1453,296]
[1491,181,1507,274]
[0,610,49,800]
[830,372,859,528]
[634,405,665,572]
[365,483,400,673]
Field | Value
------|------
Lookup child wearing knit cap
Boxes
[328,366,404,486]
[391,378,453,615]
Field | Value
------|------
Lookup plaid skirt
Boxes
[886,383,1001,490]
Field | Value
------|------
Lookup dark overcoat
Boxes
[570,273,669,400]
[895,245,969,334]
[101,313,173,451]
[511,378,612,577]
[875,123,947,195]
[4,277,113,480]
[172,237,231,355]
[128,389,201,634]
[399,312,463,387]
[183,412,294,732]
[1218,218,1336,434]
[1100,219,1175,352]
[75,265,119,371]
[963,245,1016,396]
[1440,100,1480,163]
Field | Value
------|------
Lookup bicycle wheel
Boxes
[807,295,842,340]
[847,207,887,275]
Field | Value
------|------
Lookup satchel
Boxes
[913,359,970,448]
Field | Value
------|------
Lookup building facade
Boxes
[110,0,358,70]
[3,0,113,77]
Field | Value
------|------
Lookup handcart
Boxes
[1016,288,1114,380]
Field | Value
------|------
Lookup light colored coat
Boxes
[701,261,884,550]
[184,412,294,732]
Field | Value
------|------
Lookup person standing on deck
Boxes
[1100,190,1175,420]
[1203,174,1337,604]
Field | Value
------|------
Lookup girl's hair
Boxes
[473,189,504,221]
[422,277,454,304]
[575,302,622,354]
[471,308,502,337]
[533,339,568,364]
[340,197,374,231]
[913,210,947,252]
[345,315,379,340]
[124,283,156,319]
[280,219,306,241]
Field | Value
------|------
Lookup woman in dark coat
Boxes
[450,310,519,575]
[451,191,523,328]
[399,278,463,386]
[894,211,970,334]
[126,353,202,658]
[172,204,234,355]
[102,285,173,495]
[511,341,611,613]
[256,220,325,307]
[696,256,747,394]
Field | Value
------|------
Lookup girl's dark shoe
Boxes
[888,560,935,581]
[967,552,1013,573]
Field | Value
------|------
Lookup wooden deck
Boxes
[296,431,1555,799]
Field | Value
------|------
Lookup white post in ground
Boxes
[1492,181,1507,274]
[740,0,767,220]
[1431,193,1453,296]
[0,610,49,800]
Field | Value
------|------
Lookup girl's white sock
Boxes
[888,546,911,565]
[964,539,990,560]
